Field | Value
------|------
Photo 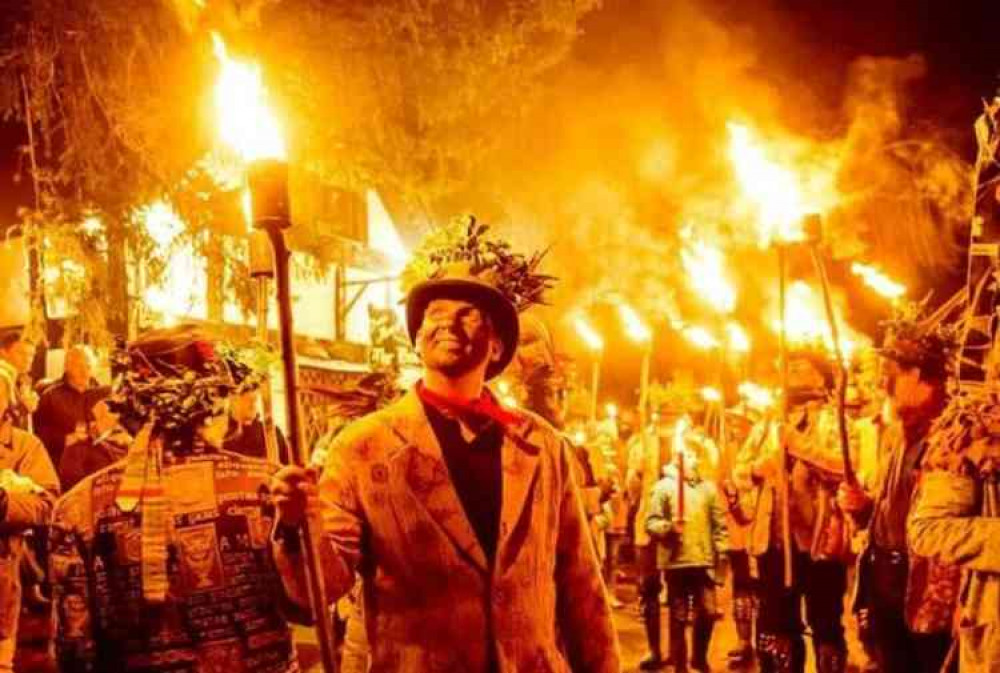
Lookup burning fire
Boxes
[574,315,604,352]
[139,199,205,324]
[774,281,859,359]
[672,415,690,455]
[700,386,722,403]
[851,262,906,301]
[738,381,775,410]
[680,227,736,314]
[726,322,750,353]
[727,122,838,247]
[683,325,719,350]
[212,33,286,162]
[618,303,652,342]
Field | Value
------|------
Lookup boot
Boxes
[815,643,846,673]
[727,594,754,667]
[669,613,689,673]
[691,616,714,672]
[638,602,667,670]
[757,633,804,673]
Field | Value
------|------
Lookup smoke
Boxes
[474,0,970,355]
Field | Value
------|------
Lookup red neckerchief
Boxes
[416,380,522,429]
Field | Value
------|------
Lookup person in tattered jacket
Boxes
[0,363,59,671]
[49,327,302,672]
[732,348,857,673]
[272,217,621,673]
[908,362,1000,670]
[839,317,958,673]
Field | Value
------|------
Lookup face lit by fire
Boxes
[1,339,35,375]
[416,298,502,378]
[881,359,931,412]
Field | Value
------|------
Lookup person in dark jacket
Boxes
[222,387,289,464]
[32,346,98,469]
[57,388,130,492]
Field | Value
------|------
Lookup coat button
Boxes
[493,587,506,605]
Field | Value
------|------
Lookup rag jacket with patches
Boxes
[274,389,622,673]
[49,450,299,673]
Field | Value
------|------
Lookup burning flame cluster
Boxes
[680,226,736,314]
[726,122,839,247]
[851,263,906,301]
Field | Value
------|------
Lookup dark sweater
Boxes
[422,401,503,564]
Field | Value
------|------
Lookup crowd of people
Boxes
[0,220,993,673]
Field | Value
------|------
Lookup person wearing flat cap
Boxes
[839,317,957,673]
[272,217,621,673]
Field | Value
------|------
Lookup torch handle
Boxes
[809,246,857,486]
[777,246,794,589]
[677,450,685,522]
[255,278,281,465]
[266,226,339,673]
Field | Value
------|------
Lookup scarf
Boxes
[115,422,170,603]
[416,380,522,430]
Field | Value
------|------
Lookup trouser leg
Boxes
[803,556,847,673]
[754,548,804,673]
[638,545,666,669]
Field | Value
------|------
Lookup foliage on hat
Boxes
[879,299,958,374]
[400,214,555,312]
[107,338,271,435]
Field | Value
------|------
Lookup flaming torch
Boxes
[619,302,653,472]
[212,34,338,673]
[852,263,906,303]
[574,315,604,424]
[727,121,829,587]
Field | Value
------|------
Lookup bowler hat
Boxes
[406,262,519,380]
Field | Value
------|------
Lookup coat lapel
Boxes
[388,392,490,573]
[495,416,542,565]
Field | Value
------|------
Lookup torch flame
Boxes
[727,122,837,247]
[774,281,859,359]
[700,386,722,403]
[683,325,719,350]
[851,263,906,301]
[618,303,652,342]
[681,227,736,314]
[726,322,751,353]
[738,381,775,410]
[673,415,690,455]
[574,316,604,351]
[212,33,286,162]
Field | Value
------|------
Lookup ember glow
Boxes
[851,262,906,300]
[211,33,286,163]
[727,122,838,247]
[618,303,652,342]
[574,316,604,351]
[681,228,736,314]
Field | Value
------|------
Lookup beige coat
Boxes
[909,469,1000,672]
[0,427,58,669]
[277,390,621,673]
[733,404,856,559]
